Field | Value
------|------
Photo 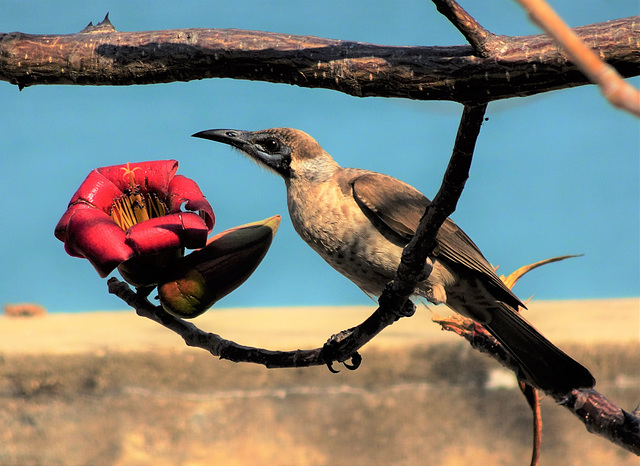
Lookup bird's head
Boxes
[192,128,338,182]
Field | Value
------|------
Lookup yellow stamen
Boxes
[110,163,168,231]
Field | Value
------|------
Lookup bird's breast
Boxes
[286,180,402,296]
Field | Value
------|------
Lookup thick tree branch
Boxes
[0,15,637,103]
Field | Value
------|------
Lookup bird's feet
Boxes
[378,283,417,320]
[393,299,416,319]
[321,329,363,373]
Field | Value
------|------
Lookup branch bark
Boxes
[0,15,638,103]
[107,272,640,455]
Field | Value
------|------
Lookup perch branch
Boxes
[0,14,637,103]
[108,264,640,455]
[107,277,326,368]
[514,0,640,116]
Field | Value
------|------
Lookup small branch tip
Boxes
[99,12,112,27]
[79,13,115,34]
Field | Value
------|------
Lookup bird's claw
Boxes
[321,330,362,373]
[326,361,341,373]
[325,352,362,373]
[379,284,416,320]
[343,352,362,370]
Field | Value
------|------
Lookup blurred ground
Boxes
[0,298,638,465]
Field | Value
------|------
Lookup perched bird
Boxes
[193,127,595,393]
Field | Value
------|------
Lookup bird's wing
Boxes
[351,172,523,308]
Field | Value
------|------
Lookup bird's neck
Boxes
[284,159,344,244]
[287,152,340,185]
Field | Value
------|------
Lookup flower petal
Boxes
[97,160,178,195]
[56,203,135,277]
[125,212,209,255]
[68,170,124,213]
[167,174,215,231]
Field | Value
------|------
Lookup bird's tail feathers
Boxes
[484,304,595,393]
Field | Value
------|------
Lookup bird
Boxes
[192,127,595,393]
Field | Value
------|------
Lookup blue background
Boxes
[1,1,638,312]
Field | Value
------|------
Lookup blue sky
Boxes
[1,1,638,312]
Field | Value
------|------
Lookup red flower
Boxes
[55,160,214,285]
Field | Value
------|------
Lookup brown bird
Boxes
[193,127,595,393]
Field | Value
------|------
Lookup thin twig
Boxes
[514,0,640,117]
[519,381,542,466]
[377,103,487,305]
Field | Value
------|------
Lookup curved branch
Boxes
[107,278,326,368]
[108,271,640,455]
[0,16,637,103]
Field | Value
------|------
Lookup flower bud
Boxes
[158,215,281,318]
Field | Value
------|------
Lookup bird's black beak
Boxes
[192,128,292,178]
[192,129,251,151]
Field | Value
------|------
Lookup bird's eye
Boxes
[261,138,280,153]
